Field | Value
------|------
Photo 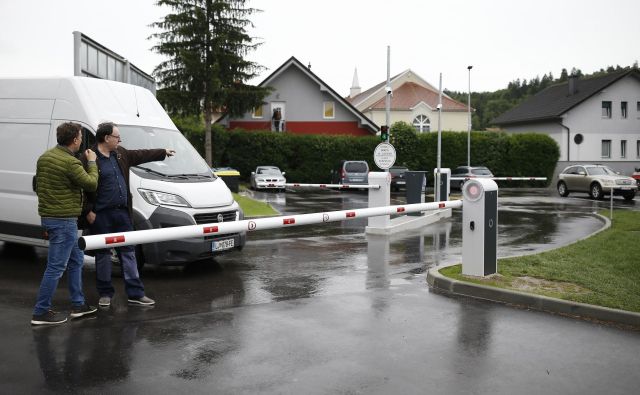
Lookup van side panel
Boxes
[0,121,51,240]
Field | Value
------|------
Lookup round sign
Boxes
[373,142,396,169]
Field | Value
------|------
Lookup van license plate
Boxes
[212,238,234,252]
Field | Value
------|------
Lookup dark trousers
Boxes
[90,208,144,299]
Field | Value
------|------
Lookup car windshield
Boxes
[118,125,210,176]
[472,168,492,175]
[345,162,368,172]
[587,166,616,176]
[258,168,282,175]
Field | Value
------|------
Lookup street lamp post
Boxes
[467,65,473,168]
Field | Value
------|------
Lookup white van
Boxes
[0,77,245,266]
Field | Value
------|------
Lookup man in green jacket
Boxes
[31,122,99,325]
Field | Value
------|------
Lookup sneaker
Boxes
[31,310,67,326]
[128,296,155,306]
[98,296,112,307]
[69,304,98,318]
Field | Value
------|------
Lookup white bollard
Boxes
[462,178,498,277]
[367,172,391,228]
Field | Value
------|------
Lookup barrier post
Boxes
[367,172,391,228]
[462,178,498,277]
[433,168,451,202]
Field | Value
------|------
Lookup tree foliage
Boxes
[150,0,271,165]
[446,62,639,131]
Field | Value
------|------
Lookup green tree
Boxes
[151,0,271,166]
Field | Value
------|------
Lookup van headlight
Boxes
[138,189,191,207]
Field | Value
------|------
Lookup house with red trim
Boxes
[217,56,378,136]
[347,69,470,132]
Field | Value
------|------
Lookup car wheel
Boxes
[590,183,603,200]
[557,181,569,197]
[623,191,636,201]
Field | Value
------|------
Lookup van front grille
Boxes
[193,210,237,224]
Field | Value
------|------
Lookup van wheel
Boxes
[623,191,636,201]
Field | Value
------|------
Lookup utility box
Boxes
[405,171,426,216]
[433,168,451,202]
[462,178,498,277]
[212,167,240,193]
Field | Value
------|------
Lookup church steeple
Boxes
[350,67,361,98]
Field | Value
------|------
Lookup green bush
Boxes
[174,119,559,185]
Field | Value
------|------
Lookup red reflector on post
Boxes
[320,184,326,188]
[397,207,405,212]
[294,183,300,186]
[438,203,445,208]
[346,212,356,218]
[341,185,350,189]
[203,226,219,234]
[105,235,125,244]
[283,218,295,225]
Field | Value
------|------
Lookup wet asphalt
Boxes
[1,188,639,394]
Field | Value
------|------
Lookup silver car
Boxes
[250,166,287,192]
[557,164,637,201]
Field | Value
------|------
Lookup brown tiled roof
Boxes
[365,82,468,111]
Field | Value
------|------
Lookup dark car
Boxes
[389,165,408,191]
[331,160,369,185]
[451,166,494,189]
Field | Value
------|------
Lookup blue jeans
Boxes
[91,208,144,299]
[33,218,86,315]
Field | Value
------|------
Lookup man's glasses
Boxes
[110,134,122,142]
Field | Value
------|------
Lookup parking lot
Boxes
[1,188,639,394]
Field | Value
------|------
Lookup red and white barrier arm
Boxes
[78,200,462,251]
[450,177,547,181]
[284,183,380,189]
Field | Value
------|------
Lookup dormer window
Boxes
[412,115,431,133]
[621,102,627,118]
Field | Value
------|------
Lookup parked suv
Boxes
[557,164,637,201]
[331,160,369,185]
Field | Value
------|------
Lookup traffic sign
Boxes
[374,142,396,169]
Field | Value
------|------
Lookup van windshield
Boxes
[345,162,368,173]
[118,125,210,176]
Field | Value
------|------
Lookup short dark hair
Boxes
[56,122,81,146]
[96,121,117,143]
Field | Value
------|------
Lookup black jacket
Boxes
[79,145,167,229]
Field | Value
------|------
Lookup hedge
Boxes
[177,120,559,186]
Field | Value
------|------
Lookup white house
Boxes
[347,69,470,133]
[493,69,640,176]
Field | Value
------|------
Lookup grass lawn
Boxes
[232,192,279,217]
[440,209,640,313]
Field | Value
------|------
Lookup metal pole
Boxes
[385,46,391,136]
[436,73,442,201]
[467,65,473,168]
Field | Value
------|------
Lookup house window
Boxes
[637,101,640,118]
[323,101,335,119]
[637,140,640,158]
[621,102,628,118]
[621,140,627,158]
[601,101,612,118]
[412,115,431,133]
[252,105,263,118]
[601,139,611,158]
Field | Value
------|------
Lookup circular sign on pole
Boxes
[374,142,396,169]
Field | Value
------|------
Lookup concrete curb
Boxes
[427,268,640,328]
[426,213,640,328]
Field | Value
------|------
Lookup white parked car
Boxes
[250,166,286,192]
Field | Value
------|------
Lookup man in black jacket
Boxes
[82,122,175,307]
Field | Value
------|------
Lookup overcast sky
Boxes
[1,0,638,94]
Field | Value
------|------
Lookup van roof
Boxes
[0,77,175,131]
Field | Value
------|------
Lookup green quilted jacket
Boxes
[36,145,98,218]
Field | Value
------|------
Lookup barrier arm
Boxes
[79,200,462,251]
[285,183,380,189]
